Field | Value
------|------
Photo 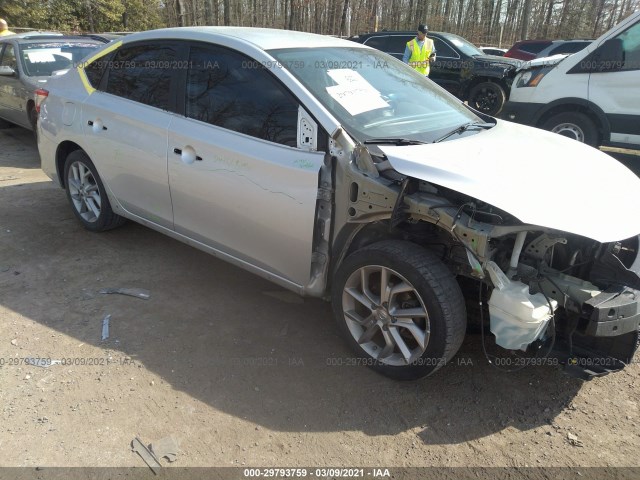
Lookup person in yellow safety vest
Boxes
[402,24,436,76]
[0,19,15,36]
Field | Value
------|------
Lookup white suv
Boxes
[502,11,640,148]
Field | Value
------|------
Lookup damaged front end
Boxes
[336,134,640,379]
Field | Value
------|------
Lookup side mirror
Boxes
[0,65,16,77]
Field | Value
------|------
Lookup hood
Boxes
[379,120,640,243]
[516,54,568,72]
[474,54,523,69]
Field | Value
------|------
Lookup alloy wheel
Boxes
[341,265,431,366]
[67,161,101,223]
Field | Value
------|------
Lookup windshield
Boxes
[20,42,100,77]
[442,34,484,57]
[270,47,480,143]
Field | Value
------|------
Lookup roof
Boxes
[2,34,103,45]
[120,27,363,51]
[350,30,452,39]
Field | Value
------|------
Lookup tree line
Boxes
[2,0,638,47]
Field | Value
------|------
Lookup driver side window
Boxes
[617,21,640,71]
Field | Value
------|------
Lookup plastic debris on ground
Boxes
[100,288,151,300]
[101,314,111,341]
[131,437,162,474]
[150,435,179,463]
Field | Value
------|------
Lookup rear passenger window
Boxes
[185,45,298,147]
[105,44,178,110]
[84,53,111,88]
[364,36,413,55]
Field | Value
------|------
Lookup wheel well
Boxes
[537,104,603,141]
[335,221,457,277]
[26,100,35,123]
[55,141,83,188]
[344,222,403,259]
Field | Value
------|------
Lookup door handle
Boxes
[173,147,202,162]
[87,120,107,131]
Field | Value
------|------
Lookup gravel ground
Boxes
[1,126,639,479]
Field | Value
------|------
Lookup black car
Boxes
[349,31,522,116]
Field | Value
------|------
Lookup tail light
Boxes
[34,88,49,114]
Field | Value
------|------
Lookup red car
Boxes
[504,39,591,60]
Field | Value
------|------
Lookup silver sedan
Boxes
[0,34,102,132]
[38,27,640,381]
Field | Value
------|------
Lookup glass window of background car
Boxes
[105,44,177,110]
[363,35,413,56]
[20,42,100,77]
[432,38,457,58]
[0,44,16,69]
[518,42,550,54]
[618,21,640,71]
[442,34,483,56]
[270,47,479,143]
[185,45,298,147]
[549,42,589,56]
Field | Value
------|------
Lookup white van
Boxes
[502,11,640,148]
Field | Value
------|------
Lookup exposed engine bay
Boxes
[338,141,640,378]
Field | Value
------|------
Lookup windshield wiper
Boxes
[433,122,495,143]
[364,138,426,146]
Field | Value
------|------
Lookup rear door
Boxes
[588,20,640,147]
[80,42,179,228]
[167,43,325,285]
[429,37,463,95]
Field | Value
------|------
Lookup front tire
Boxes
[468,81,506,116]
[331,241,467,380]
[63,150,125,232]
[541,111,598,147]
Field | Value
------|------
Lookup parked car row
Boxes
[349,31,520,116]
[33,23,640,381]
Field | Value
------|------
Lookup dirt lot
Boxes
[1,127,640,477]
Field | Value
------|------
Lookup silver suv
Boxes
[38,28,640,380]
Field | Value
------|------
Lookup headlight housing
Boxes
[515,66,553,87]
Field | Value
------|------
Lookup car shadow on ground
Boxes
[0,179,584,445]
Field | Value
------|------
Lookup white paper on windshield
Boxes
[325,69,388,116]
[27,51,56,63]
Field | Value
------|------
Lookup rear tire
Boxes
[331,241,467,380]
[541,111,598,147]
[63,150,125,232]
[468,81,506,116]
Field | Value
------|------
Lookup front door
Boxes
[168,44,325,285]
[588,20,640,147]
